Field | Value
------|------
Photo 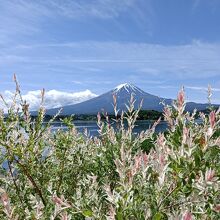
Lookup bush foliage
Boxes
[0,78,220,219]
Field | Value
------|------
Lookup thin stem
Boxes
[57,148,67,194]
[157,183,177,209]
[167,200,207,209]
[14,158,46,206]
[7,159,24,206]
[4,144,46,206]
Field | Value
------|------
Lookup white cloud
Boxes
[0,89,97,111]
[186,86,220,92]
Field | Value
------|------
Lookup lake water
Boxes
[50,120,168,136]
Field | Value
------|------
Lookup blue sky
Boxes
[0,0,220,108]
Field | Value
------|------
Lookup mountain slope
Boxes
[44,83,212,115]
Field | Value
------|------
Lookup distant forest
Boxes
[30,109,163,121]
[30,108,216,122]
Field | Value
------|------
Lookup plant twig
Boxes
[14,158,46,206]
[157,183,177,209]
[7,159,24,207]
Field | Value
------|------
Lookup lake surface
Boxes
[50,120,168,136]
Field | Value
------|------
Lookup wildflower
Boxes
[91,175,97,184]
[1,193,9,206]
[164,106,172,117]
[157,133,166,148]
[183,211,192,220]
[0,192,10,214]
[52,196,63,205]
[152,117,161,130]
[177,89,185,112]
[199,112,206,121]
[209,111,216,128]
[182,127,189,145]
[22,101,29,120]
[206,127,213,137]
[105,185,114,203]
[142,153,148,166]
[131,155,142,176]
[60,212,69,220]
[130,153,149,179]
[163,106,173,126]
[159,155,166,167]
[205,169,215,183]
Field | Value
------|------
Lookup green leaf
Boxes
[140,138,155,154]
[82,210,93,217]
[116,211,123,220]
[153,212,168,220]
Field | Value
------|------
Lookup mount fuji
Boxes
[45,83,211,115]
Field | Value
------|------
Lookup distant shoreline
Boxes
[29,108,214,122]
[30,109,164,122]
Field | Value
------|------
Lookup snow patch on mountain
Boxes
[113,83,144,94]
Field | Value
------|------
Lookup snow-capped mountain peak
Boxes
[44,82,210,116]
[113,83,144,94]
